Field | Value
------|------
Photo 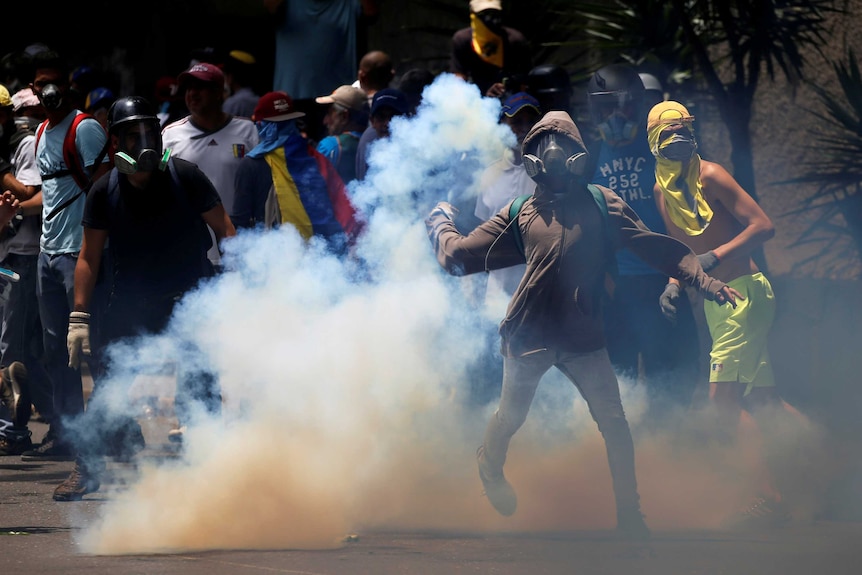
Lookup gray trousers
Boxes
[482,347,641,514]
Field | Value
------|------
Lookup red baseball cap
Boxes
[178,62,224,88]
[253,91,306,122]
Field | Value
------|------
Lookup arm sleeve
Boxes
[426,200,525,276]
[604,189,727,299]
[231,157,271,229]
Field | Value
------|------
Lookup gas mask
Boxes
[597,112,638,147]
[523,133,588,181]
[37,84,64,110]
[657,132,697,162]
[113,121,169,174]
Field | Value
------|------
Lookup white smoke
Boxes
[70,74,828,554]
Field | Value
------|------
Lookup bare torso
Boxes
[654,159,769,284]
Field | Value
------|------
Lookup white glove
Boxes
[67,311,91,369]
[430,201,458,221]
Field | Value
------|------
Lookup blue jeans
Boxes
[36,251,84,442]
[482,348,641,514]
[1,253,52,424]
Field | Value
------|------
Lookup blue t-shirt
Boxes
[591,135,665,276]
[36,111,108,255]
[273,0,360,100]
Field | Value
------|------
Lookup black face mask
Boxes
[38,84,64,110]
[658,133,697,162]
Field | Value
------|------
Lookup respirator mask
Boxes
[114,121,169,174]
[523,133,588,181]
[590,89,639,147]
[37,84,64,110]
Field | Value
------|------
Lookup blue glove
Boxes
[697,251,720,272]
[659,283,680,323]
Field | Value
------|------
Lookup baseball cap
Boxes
[178,62,225,88]
[228,50,256,65]
[0,85,11,108]
[253,91,306,122]
[647,101,694,133]
[501,92,541,118]
[370,88,409,117]
[315,85,368,112]
[470,0,501,13]
[12,88,40,111]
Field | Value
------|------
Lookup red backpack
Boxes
[35,113,107,190]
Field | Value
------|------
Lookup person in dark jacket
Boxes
[426,111,741,539]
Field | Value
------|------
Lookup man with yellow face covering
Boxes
[649,101,811,527]
[449,0,532,98]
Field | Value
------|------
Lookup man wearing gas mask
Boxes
[55,96,235,501]
[21,50,111,463]
[426,110,742,538]
[587,64,702,425]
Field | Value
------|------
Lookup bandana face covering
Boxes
[470,13,504,68]
[647,102,713,236]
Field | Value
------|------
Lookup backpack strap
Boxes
[63,113,95,189]
[508,186,617,277]
[587,184,618,279]
[508,193,531,256]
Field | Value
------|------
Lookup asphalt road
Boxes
[3,421,862,575]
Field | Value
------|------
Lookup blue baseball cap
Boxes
[370,88,409,117]
[501,92,541,118]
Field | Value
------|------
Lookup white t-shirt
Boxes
[474,149,535,316]
[162,116,259,264]
[0,134,42,259]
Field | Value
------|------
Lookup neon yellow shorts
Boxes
[703,272,775,395]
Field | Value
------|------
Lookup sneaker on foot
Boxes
[167,426,186,443]
[21,437,75,462]
[0,362,31,428]
[0,429,33,456]
[53,458,102,502]
[616,508,652,540]
[476,445,517,516]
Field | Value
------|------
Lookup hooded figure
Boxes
[425,110,740,537]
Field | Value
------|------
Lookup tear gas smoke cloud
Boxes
[70,74,832,555]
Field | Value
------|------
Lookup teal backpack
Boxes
[508,184,618,277]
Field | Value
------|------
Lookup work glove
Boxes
[67,311,91,369]
[659,283,681,323]
[697,250,720,272]
[430,201,458,221]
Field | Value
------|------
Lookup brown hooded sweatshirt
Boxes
[427,111,727,358]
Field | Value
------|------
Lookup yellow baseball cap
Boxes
[0,85,12,108]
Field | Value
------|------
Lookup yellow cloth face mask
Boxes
[470,13,504,68]
[647,111,713,236]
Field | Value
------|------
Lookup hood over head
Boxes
[521,111,587,157]
[521,111,589,186]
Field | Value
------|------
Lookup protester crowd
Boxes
[0,0,816,539]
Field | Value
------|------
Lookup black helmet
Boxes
[587,64,646,146]
[107,96,160,135]
[527,64,570,94]
[107,96,166,173]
